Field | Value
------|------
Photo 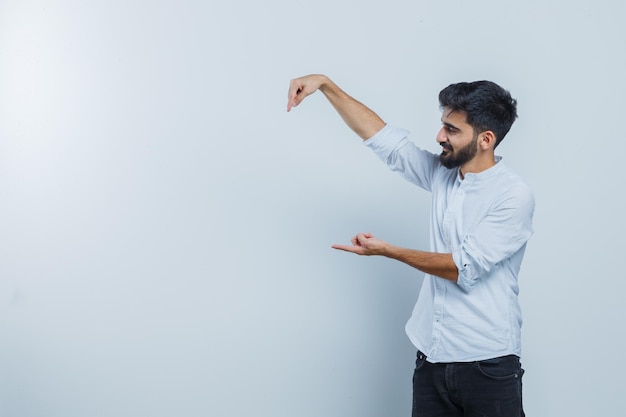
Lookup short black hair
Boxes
[439,81,518,148]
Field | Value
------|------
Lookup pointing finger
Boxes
[331,244,362,255]
[287,79,303,112]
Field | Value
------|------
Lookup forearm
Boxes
[383,245,459,282]
[316,76,386,140]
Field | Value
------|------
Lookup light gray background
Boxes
[1,0,624,416]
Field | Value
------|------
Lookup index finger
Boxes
[287,79,303,112]
[331,244,363,255]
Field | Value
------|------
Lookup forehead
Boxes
[441,107,470,126]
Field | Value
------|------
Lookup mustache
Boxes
[440,143,452,151]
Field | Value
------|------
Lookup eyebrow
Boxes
[441,120,461,131]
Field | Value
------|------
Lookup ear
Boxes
[478,131,496,151]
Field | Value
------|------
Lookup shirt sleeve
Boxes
[364,125,440,191]
[453,184,535,292]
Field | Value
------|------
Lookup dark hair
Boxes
[439,81,518,148]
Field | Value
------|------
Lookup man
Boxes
[287,74,534,417]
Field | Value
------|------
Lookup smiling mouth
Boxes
[441,144,452,153]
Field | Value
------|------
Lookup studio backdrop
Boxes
[1,1,624,416]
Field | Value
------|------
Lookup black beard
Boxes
[439,135,478,169]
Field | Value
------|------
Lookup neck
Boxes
[460,154,496,178]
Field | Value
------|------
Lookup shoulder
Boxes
[495,163,535,211]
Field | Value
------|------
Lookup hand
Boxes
[332,233,390,256]
[287,74,327,112]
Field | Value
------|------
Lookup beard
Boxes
[439,134,478,169]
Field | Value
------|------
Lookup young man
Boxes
[287,74,534,417]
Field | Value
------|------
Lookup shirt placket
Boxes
[430,176,465,359]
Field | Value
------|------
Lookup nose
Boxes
[436,127,447,144]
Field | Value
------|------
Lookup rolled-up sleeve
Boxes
[364,124,410,160]
[453,185,535,292]
[365,125,439,191]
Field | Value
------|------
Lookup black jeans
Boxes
[412,351,525,417]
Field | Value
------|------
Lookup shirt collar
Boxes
[458,156,504,182]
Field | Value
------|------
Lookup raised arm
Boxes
[287,74,386,140]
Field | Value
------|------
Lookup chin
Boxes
[439,155,457,169]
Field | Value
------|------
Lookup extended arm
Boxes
[287,74,386,140]
[332,233,459,282]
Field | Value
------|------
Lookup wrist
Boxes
[317,75,335,93]
[379,243,395,257]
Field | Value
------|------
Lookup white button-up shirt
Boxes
[365,125,535,362]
